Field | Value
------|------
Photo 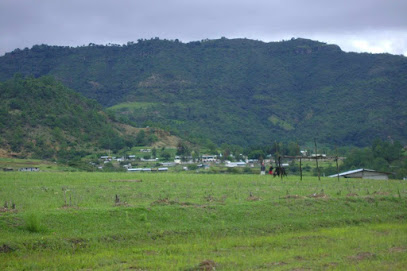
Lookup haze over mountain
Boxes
[0,38,406,147]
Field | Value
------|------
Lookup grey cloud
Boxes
[0,0,406,55]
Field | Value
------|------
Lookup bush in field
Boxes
[24,213,44,233]
[187,164,198,170]
[227,167,239,174]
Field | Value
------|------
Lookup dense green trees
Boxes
[342,139,406,179]
[0,38,406,147]
[0,76,138,159]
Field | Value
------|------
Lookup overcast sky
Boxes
[1,0,406,56]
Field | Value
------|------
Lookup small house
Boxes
[225,161,246,168]
[18,167,39,172]
[160,162,176,167]
[128,168,143,172]
[202,155,217,163]
[329,168,391,180]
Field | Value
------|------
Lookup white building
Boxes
[329,168,391,180]
[202,155,217,163]
[225,161,246,168]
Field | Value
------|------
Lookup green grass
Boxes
[0,172,406,270]
[0,158,75,172]
[108,101,157,111]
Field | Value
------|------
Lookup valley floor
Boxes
[0,172,406,270]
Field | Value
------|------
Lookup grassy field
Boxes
[0,172,406,270]
[108,102,157,111]
[0,158,76,172]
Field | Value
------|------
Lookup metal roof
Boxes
[328,168,388,178]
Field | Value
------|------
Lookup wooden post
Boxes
[274,141,279,177]
[279,156,283,181]
[314,138,320,181]
[63,187,67,206]
[335,146,340,182]
[296,142,302,181]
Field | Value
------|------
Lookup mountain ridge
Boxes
[0,76,177,159]
[1,37,406,147]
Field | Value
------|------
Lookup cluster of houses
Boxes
[97,151,255,172]
[95,150,399,180]
[2,167,40,172]
[128,167,169,172]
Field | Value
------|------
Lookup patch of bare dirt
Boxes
[143,250,158,255]
[66,238,88,249]
[115,123,181,148]
[259,261,287,268]
[151,198,179,206]
[283,194,304,199]
[114,202,129,207]
[346,193,359,197]
[373,230,390,236]
[152,133,180,148]
[0,148,11,158]
[0,244,14,253]
[128,266,147,270]
[203,195,227,203]
[185,259,217,271]
[179,202,202,208]
[268,261,287,266]
[246,195,261,201]
[323,262,339,268]
[67,238,86,245]
[204,195,215,202]
[197,260,216,271]
[364,196,375,203]
[373,191,390,196]
[389,247,406,253]
[307,193,329,199]
[348,252,375,261]
[0,207,17,214]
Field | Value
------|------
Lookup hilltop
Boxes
[0,76,178,160]
[1,38,406,147]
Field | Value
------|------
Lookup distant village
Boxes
[1,148,335,173]
[93,148,331,172]
[2,148,398,180]
[97,152,249,172]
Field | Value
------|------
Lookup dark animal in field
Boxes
[273,167,287,177]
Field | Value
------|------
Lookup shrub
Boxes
[24,213,43,233]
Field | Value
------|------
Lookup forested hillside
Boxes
[1,38,406,147]
[0,76,157,160]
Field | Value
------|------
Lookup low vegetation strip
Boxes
[0,172,406,270]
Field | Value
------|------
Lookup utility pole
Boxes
[279,155,283,181]
[297,141,302,181]
[314,138,320,181]
[335,145,340,182]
